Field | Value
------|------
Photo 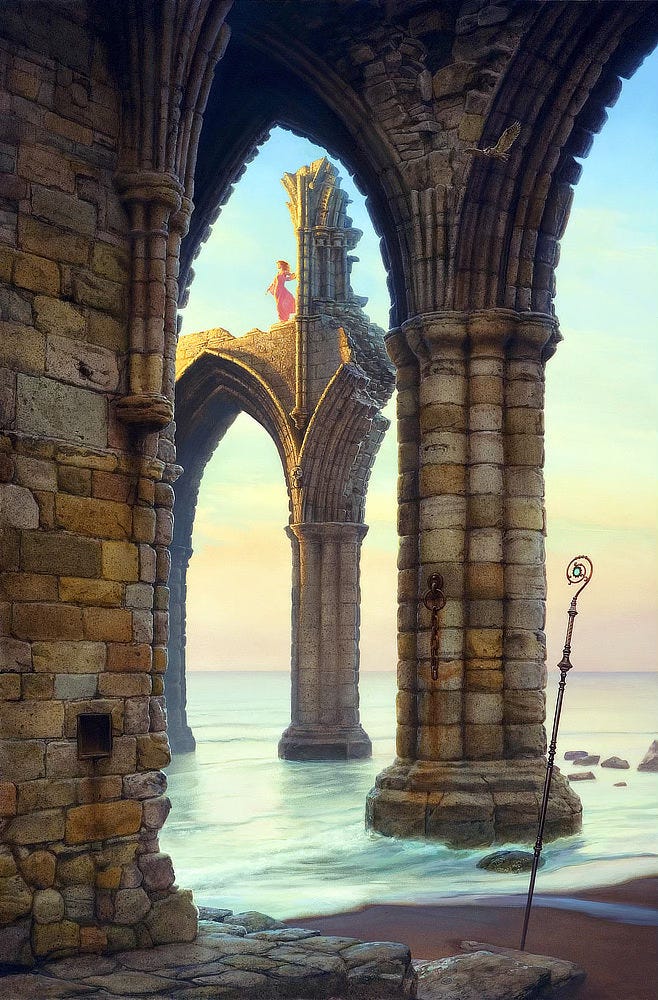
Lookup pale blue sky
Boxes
[180,50,657,672]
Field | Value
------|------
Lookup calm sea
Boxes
[161,671,658,920]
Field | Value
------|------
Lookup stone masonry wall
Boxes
[0,4,194,967]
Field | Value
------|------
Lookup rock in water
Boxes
[638,740,658,772]
[574,754,600,766]
[228,910,286,932]
[568,771,596,781]
[477,850,543,873]
[601,756,630,769]
[564,750,589,760]
[614,782,627,787]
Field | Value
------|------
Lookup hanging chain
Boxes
[422,573,447,681]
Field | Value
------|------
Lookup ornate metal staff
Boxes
[520,555,593,951]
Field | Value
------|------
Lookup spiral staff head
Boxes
[566,555,593,603]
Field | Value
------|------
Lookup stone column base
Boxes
[278,725,372,760]
[366,759,581,846]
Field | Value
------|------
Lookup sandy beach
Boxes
[286,876,658,1000]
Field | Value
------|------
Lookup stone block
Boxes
[0,322,46,374]
[464,691,504,725]
[124,696,150,734]
[65,799,142,844]
[55,494,131,540]
[0,674,21,699]
[0,740,45,781]
[72,271,124,316]
[82,606,132,641]
[12,601,83,640]
[93,470,131,502]
[33,640,105,673]
[47,334,120,394]
[17,777,77,814]
[0,782,17,816]
[54,851,95,886]
[22,530,101,577]
[77,775,122,804]
[62,884,95,922]
[33,888,65,924]
[505,723,547,757]
[137,733,170,770]
[114,886,151,924]
[53,673,98,700]
[92,242,128,282]
[16,374,107,447]
[13,252,60,295]
[0,873,32,923]
[34,295,85,339]
[19,850,56,889]
[14,455,57,492]
[142,794,171,830]
[92,736,137,776]
[123,771,167,801]
[465,628,503,659]
[0,637,32,671]
[102,540,139,581]
[32,919,80,957]
[6,808,66,845]
[466,562,504,599]
[22,674,54,700]
[504,690,545,724]
[87,308,126,351]
[107,643,151,672]
[31,183,97,233]
[139,852,175,893]
[19,216,90,266]
[144,888,198,945]
[45,741,89,779]
[98,673,151,697]
[59,576,122,606]
[0,700,64,738]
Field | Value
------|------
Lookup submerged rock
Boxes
[416,951,549,999]
[614,782,628,787]
[564,750,589,760]
[574,754,600,766]
[638,740,658,772]
[568,771,596,781]
[476,850,543,873]
[601,756,630,769]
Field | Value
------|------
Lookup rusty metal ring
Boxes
[422,573,447,612]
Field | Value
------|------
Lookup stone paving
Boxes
[0,907,586,1000]
[0,919,416,999]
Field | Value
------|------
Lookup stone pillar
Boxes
[367,310,582,845]
[279,522,372,760]
[165,543,196,752]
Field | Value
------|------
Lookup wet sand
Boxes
[286,876,658,1000]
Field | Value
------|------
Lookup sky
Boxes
[179,50,657,674]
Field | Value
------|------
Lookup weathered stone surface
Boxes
[138,852,175,892]
[16,374,107,447]
[460,941,587,996]
[637,740,658,772]
[114,887,151,925]
[0,873,32,923]
[573,755,600,766]
[416,951,548,999]
[19,850,56,889]
[144,889,198,945]
[0,483,39,528]
[568,771,595,781]
[476,850,542,873]
[601,756,630,769]
[32,888,65,924]
[65,800,142,844]
[564,750,588,760]
[0,918,32,969]
[228,911,286,933]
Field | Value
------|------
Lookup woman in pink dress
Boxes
[266,260,297,322]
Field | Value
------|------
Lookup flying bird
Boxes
[465,121,521,161]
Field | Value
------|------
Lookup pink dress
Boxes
[267,271,296,322]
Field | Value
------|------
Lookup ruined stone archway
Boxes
[1,0,658,969]
[168,158,395,759]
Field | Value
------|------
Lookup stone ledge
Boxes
[0,923,417,999]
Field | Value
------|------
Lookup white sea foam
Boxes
[161,671,658,920]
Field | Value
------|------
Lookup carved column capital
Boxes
[287,521,369,545]
[398,309,561,364]
[114,170,184,214]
